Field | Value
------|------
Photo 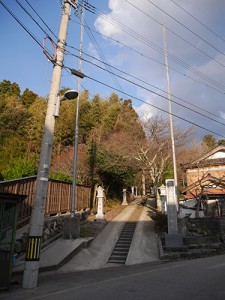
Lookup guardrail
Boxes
[0,176,91,227]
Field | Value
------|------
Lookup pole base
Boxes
[63,215,80,239]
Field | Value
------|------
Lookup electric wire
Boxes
[3,0,225,137]
[83,18,125,95]
[124,0,225,69]
[146,0,225,58]
[15,0,57,42]
[83,2,225,93]
[68,20,225,96]
[73,1,124,94]
[15,0,225,95]
[0,0,44,49]
[65,54,225,128]
[1,0,58,61]
[170,0,225,44]
[65,64,225,139]
[20,0,223,127]
[66,46,225,123]
[25,0,58,40]
[83,74,225,139]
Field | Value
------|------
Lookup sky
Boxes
[1,0,225,140]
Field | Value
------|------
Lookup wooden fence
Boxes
[0,176,91,227]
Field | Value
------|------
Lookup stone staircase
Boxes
[108,222,137,264]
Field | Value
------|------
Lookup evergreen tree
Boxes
[20,88,38,108]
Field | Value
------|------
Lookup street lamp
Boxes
[54,90,78,117]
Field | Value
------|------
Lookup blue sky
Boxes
[1,0,225,140]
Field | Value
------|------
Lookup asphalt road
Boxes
[1,254,225,300]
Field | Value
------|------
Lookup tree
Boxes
[90,98,145,198]
[202,134,217,150]
[25,97,47,159]
[20,88,38,108]
[218,140,225,146]
[0,80,20,98]
[51,144,90,185]
[2,158,37,180]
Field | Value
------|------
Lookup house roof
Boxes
[181,145,225,169]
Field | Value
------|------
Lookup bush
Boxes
[152,212,168,234]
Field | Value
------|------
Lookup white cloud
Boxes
[93,0,225,138]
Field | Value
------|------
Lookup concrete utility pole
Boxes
[163,26,178,210]
[23,1,73,289]
[71,0,84,218]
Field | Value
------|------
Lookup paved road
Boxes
[2,254,225,300]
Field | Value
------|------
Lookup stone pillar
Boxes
[122,188,128,205]
[165,179,183,247]
[131,186,135,200]
[95,186,106,222]
[135,186,138,196]
[142,172,146,196]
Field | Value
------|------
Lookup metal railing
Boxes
[0,176,91,227]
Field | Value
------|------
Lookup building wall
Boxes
[186,165,225,186]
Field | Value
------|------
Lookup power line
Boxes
[65,54,225,128]
[73,4,125,97]
[146,0,225,58]
[0,0,43,49]
[68,21,225,96]
[65,62,225,139]
[1,0,58,61]
[16,0,56,42]
[124,0,225,69]
[84,74,225,139]
[24,0,58,40]
[4,0,225,136]
[66,46,225,124]
[83,2,225,93]
[83,18,125,95]
[170,0,225,44]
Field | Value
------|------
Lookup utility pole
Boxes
[23,0,73,289]
[71,0,85,217]
[163,25,178,209]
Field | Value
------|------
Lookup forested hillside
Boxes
[1,79,204,198]
[0,80,145,197]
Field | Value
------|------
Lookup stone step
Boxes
[114,246,130,250]
[120,231,134,236]
[118,237,133,241]
[107,259,126,264]
[111,251,127,256]
[108,255,127,261]
[113,247,129,252]
[117,239,132,243]
[115,241,131,245]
